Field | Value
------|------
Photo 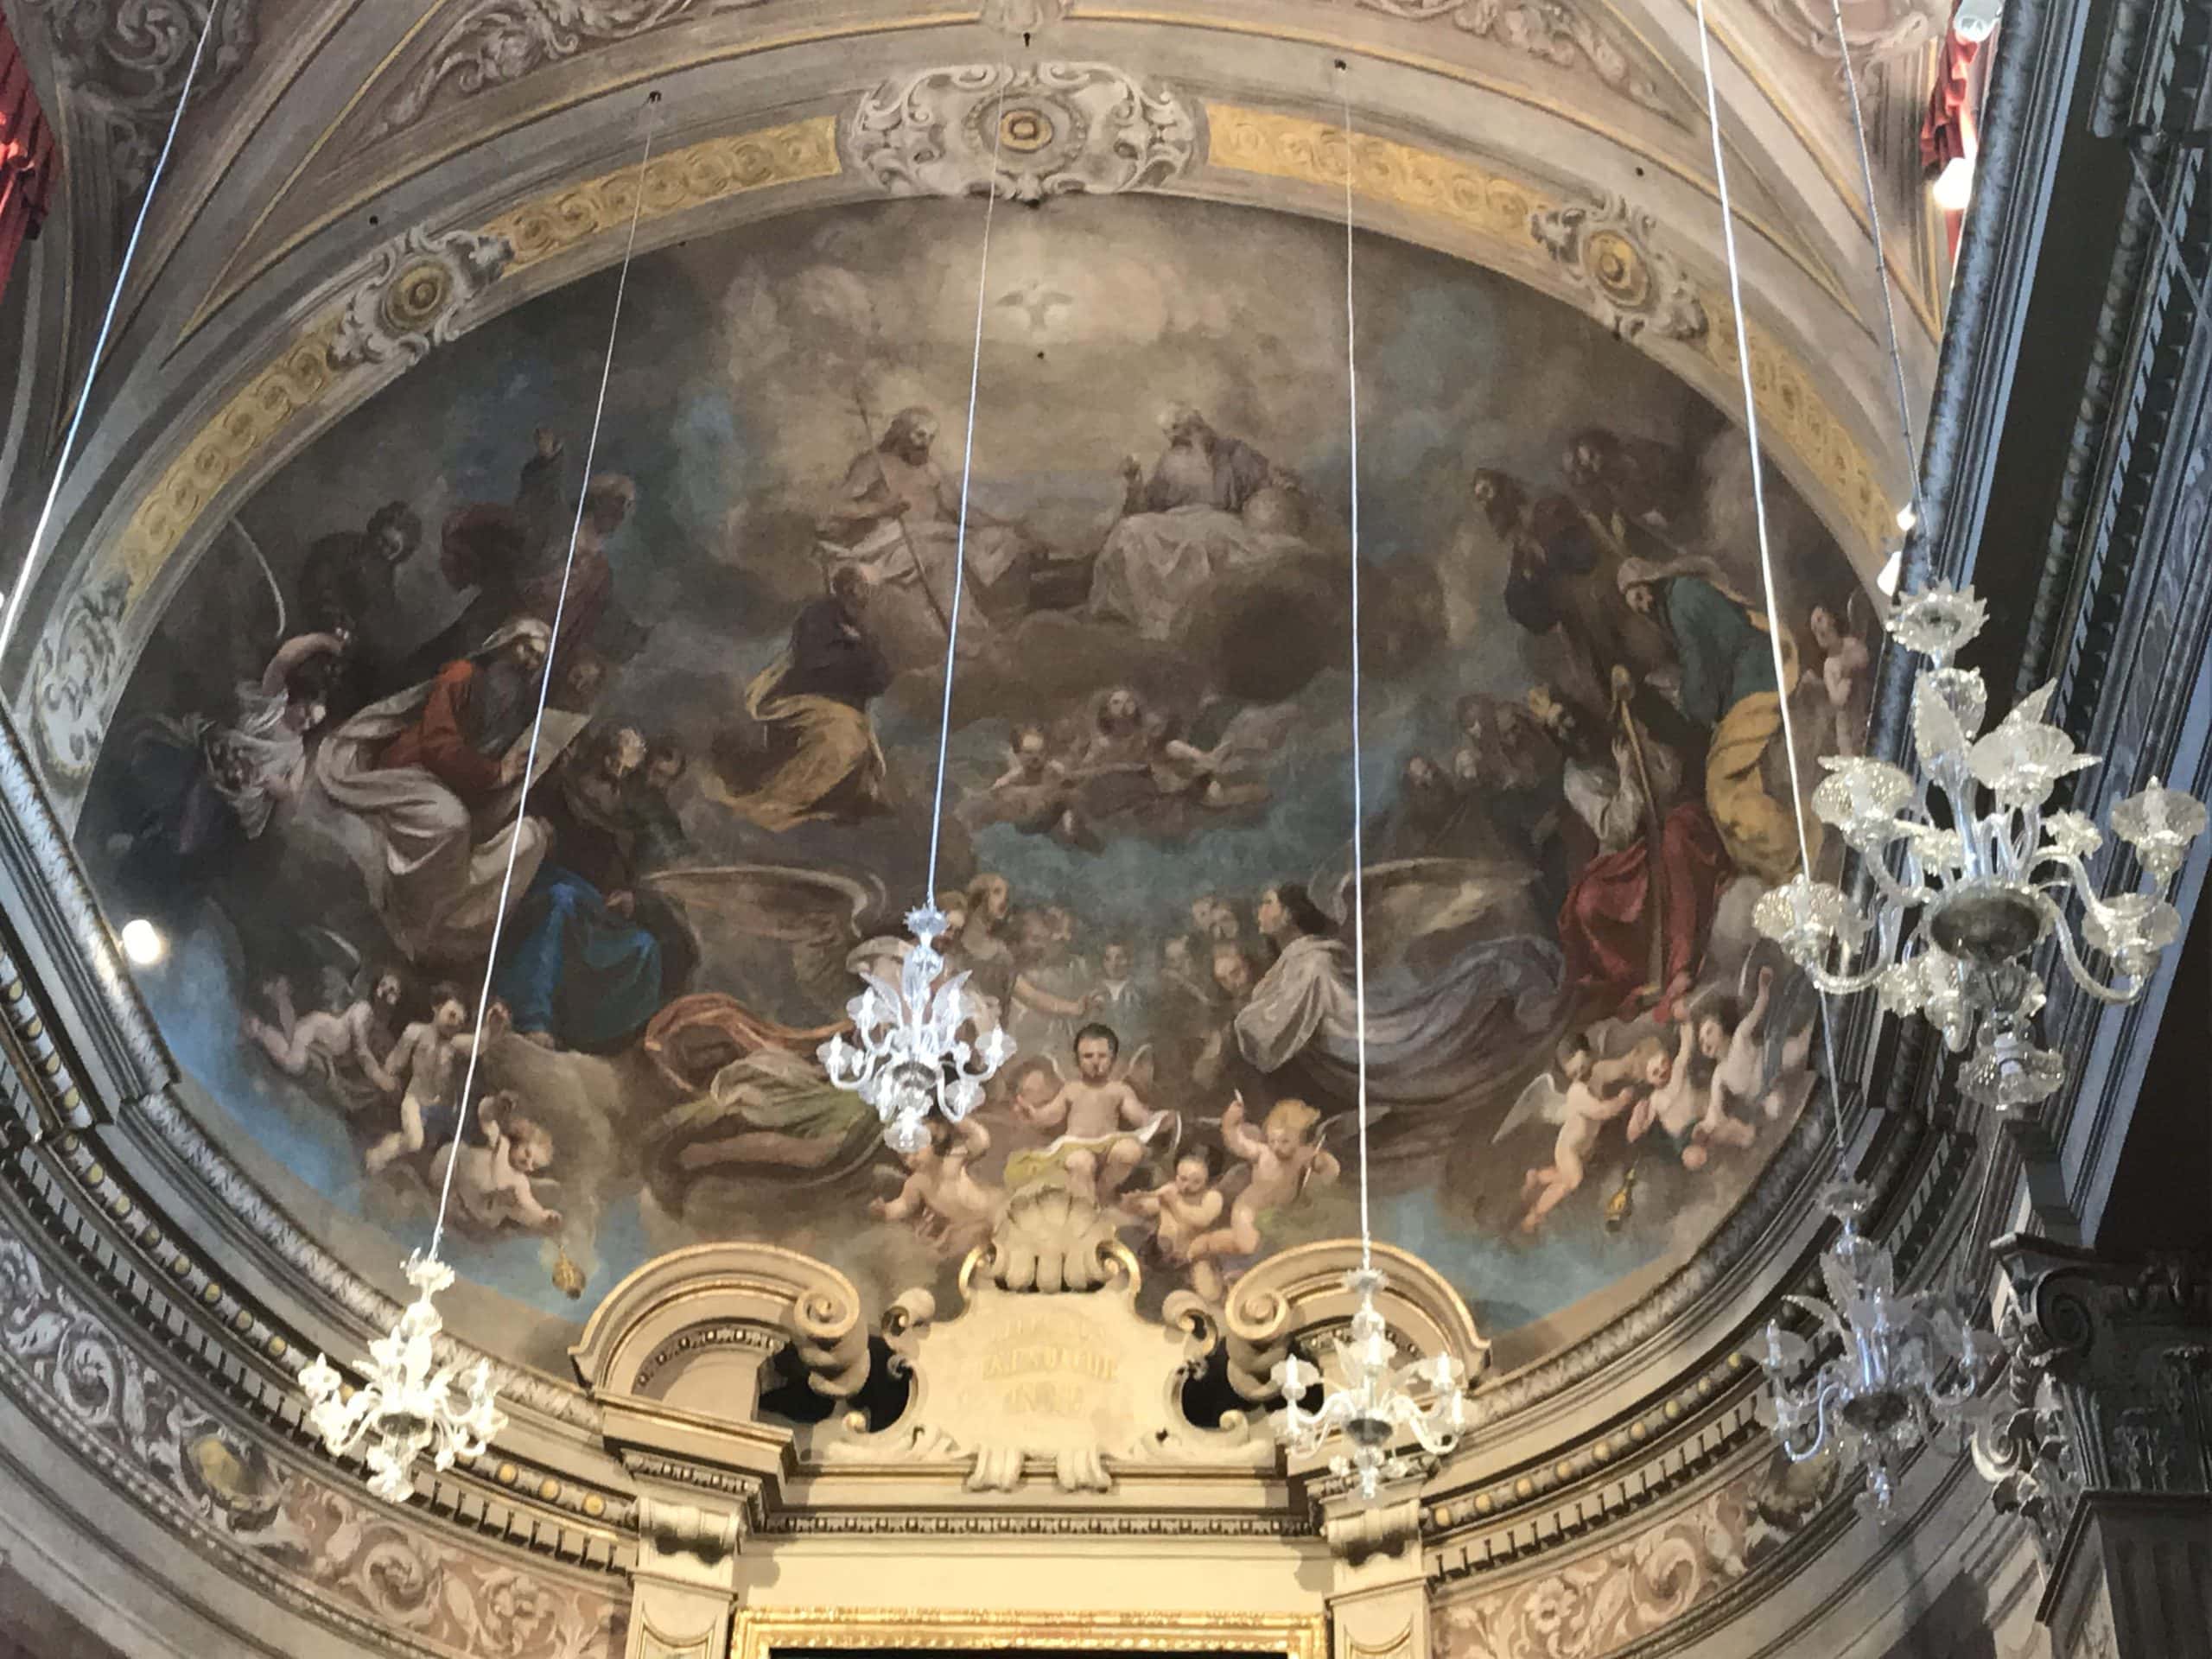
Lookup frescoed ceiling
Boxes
[0,0,1942,1404]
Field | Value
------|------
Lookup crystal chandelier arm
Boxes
[1775,1374,1842,1463]
[2044,905,2149,1004]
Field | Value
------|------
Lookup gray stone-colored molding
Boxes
[366,0,748,143]
[13,0,259,193]
[1344,0,1671,118]
[846,61,1198,203]
[1746,0,1949,62]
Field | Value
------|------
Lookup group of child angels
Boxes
[1511,963,1814,1233]
[239,970,561,1236]
[868,1019,1338,1302]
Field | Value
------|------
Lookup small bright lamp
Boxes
[1932,156,1975,213]
[119,918,166,966]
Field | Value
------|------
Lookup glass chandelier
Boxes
[1754,583,2205,1108]
[299,1255,505,1504]
[1267,71,1471,1505]
[818,76,1016,1153]
[1272,1269,1471,1501]
[822,906,1013,1154]
[1757,1183,2002,1520]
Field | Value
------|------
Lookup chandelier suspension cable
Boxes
[922,67,1011,904]
[2123,147,2212,327]
[0,0,224,663]
[1339,67,1373,1274]
[1824,0,1927,536]
[1689,0,1851,1173]
[430,118,657,1263]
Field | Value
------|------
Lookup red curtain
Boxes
[1921,26,1981,178]
[1,12,58,305]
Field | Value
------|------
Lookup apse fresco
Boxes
[80,197,1874,1358]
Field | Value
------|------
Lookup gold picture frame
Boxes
[731,1608,1327,1659]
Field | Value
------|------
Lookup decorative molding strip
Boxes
[846,61,1198,201]
[752,1510,1318,1537]
[368,0,753,143]
[1342,0,1673,118]
[0,1216,623,1659]
[483,117,839,269]
[1202,106,1891,556]
[732,1608,1327,1659]
[1746,0,1948,64]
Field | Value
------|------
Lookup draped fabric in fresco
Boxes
[80,197,1873,1356]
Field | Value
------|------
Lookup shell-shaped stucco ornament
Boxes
[1529,194,1708,343]
[845,61,1198,203]
[329,226,515,372]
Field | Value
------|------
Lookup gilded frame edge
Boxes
[730,1609,1328,1659]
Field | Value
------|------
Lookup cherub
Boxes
[240,966,404,1103]
[364,986,507,1175]
[1008,1023,1166,1204]
[432,1090,562,1233]
[963,723,1099,849]
[1692,977,1773,1153]
[1126,1149,1226,1265]
[1713,957,1818,1122]
[1809,596,1872,758]
[1510,1034,1644,1231]
[1186,1095,1340,1262]
[1626,1020,1710,1170]
[872,1116,1001,1256]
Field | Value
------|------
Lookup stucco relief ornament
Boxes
[1752,584,2204,1108]
[847,62,1197,203]
[329,226,514,371]
[1750,0,1948,62]
[1529,194,1708,342]
[298,1254,507,1504]
[820,905,1012,1155]
[1757,1183,2001,1519]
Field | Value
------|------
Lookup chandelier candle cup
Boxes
[1751,583,2203,1109]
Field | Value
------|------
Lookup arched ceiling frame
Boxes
[6,5,1924,802]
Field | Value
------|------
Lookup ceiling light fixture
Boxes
[1688,0,2009,1519]
[819,66,1017,1155]
[118,918,166,967]
[1931,155,1976,213]
[301,100,662,1503]
[1268,68,1469,1503]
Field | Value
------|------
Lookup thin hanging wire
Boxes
[0,0,224,663]
[2125,147,2212,324]
[1689,0,1853,1175]
[1338,66,1373,1274]
[429,117,656,1263]
[1825,0,1927,535]
[922,68,1012,904]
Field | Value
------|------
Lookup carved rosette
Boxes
[17,0,257,191]
[846,62,1198,204]
[1529,195,1708,343]
[329,226,515,372]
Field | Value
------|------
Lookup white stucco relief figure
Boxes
[847,62,1198,203]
